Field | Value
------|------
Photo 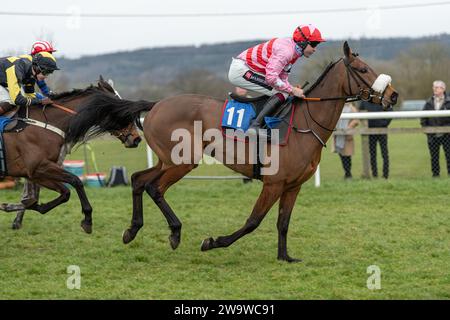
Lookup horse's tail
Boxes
[107,99,158,129]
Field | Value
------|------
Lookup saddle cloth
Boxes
[220,93,295,146]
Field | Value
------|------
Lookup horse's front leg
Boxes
[201,182,284,252]
[277,186,302,263]
[32,161,93,234]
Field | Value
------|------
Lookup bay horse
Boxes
[0,78,153,233]
[122,42,398,262]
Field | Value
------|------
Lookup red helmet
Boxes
[31,41,57,55]
[293,24,326,46]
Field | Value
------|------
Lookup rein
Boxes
[290,56,379,146]
[19,102,77,139]
[50,102,77,115]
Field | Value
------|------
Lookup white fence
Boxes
[141,110,450,184]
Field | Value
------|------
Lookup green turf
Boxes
[1,129,449,299]
[1,178,450,299]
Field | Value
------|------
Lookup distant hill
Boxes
[56,34,450,92]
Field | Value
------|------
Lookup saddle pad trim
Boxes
[220,99,295,146]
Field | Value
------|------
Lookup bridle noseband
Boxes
[343,54,387,105]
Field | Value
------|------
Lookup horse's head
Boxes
[342,41,398,109]
[109,122,142,148]
[96,75,142,148]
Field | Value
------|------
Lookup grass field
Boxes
[1,121,450,299]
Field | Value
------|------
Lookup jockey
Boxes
[30,41,57,99]
[228,24,325,135]
[0,51,59,115]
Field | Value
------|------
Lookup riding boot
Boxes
[247,93,285,137]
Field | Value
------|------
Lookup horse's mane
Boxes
[65,92,155,145]
[50,85,101,101]
[304,59,341,96]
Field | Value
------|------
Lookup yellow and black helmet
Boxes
[32,51,60,75]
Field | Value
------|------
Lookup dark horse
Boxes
[0,77,143,230]
[0,78,153,233]
[122,42,398,261]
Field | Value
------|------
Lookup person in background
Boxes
[420,80,450,177]
[360,100,392,179]
[333,102,359,179]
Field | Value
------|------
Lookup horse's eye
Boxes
[360,68,368,73]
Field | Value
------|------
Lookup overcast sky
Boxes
[1,0,449,58]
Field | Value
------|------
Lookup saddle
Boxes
[0,103,28,132]
[221,93,296,146]
[228,93,270,113]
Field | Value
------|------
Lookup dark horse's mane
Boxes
[65,91,155,145]
[50,85,101,102]
[304,59,341,96]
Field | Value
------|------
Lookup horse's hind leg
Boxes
[12,210,25,230]
[201,182,284,252]
[123,161,164,244]
[0,204,26,230]
[11,180,41,230]
[145,164,196,250]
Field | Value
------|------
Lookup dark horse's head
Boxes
[51,76,146,148]
[341,41,398,109]
[62,78,154,147]
[96,76,142,148]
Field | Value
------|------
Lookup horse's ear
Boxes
[343,41,352,58]
[99,75,105,82]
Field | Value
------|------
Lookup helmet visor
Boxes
[41,69,54,76]
[309,41,321,48]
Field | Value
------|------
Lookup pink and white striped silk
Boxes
[237,37,301,94]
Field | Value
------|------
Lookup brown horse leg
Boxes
[11,180,40,230]
[32,161,93,233]
[144,164,196,250]
[122,162,164,244]
[201,182,284,251]
[26,180,71,214]
[12,210,25,230]
[277,186,302,263]
[0,203,26,230]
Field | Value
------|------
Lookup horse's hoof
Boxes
[122,229,135,244]
[169,234,180,250]
[81,221,92,234]
[11,221,22,230]
[201,237,214,251]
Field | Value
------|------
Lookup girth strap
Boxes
[18,118,65,139]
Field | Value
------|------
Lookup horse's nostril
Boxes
[133,137,142,147]
[391,92,398,105]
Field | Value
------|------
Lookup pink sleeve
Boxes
[265,41,294,94]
